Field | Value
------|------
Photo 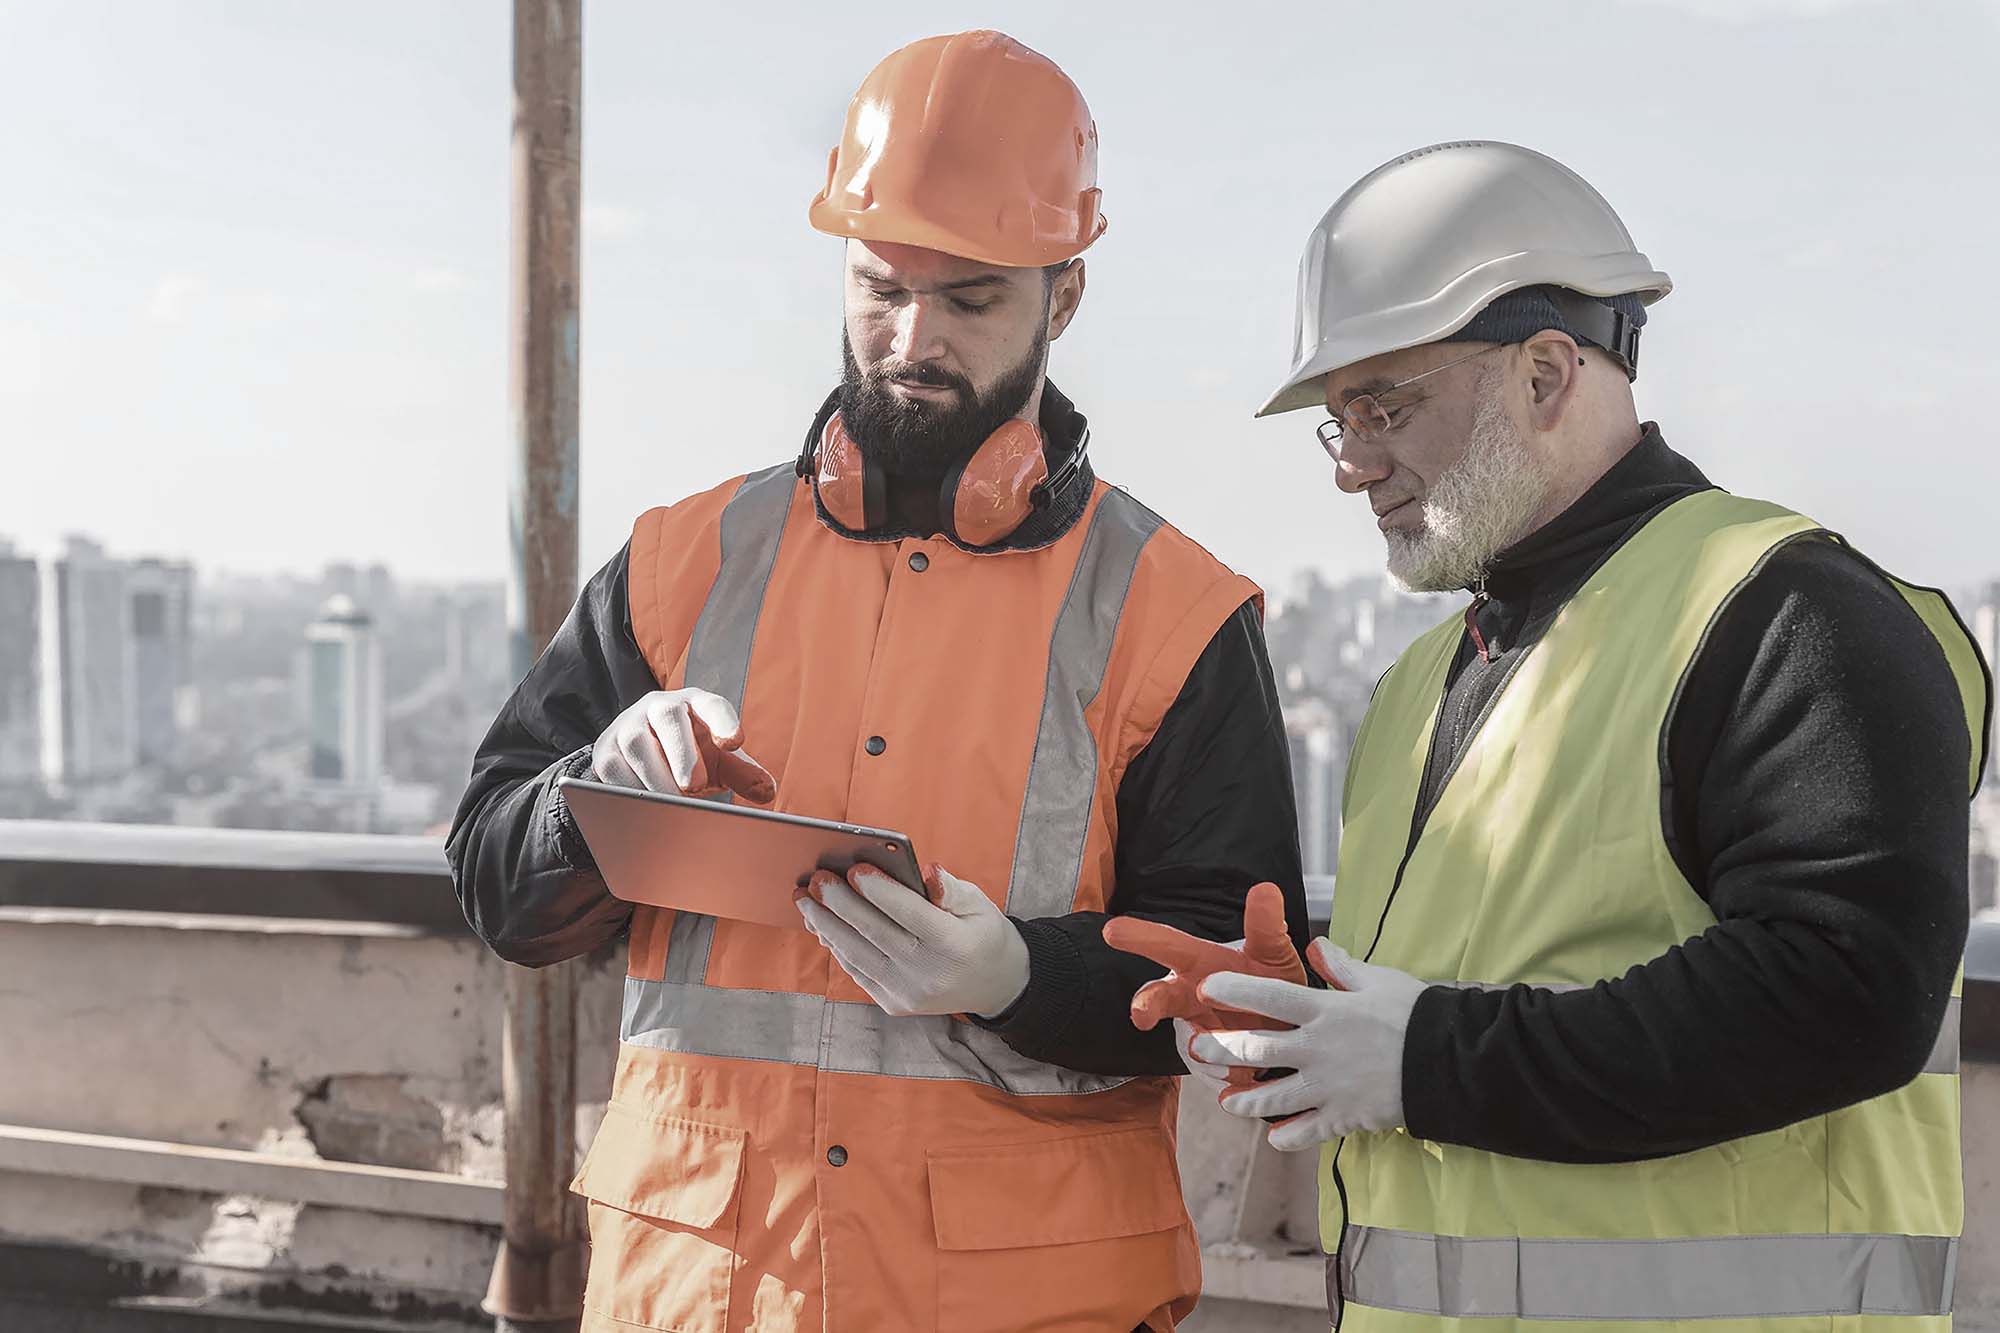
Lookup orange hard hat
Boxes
[808,30,1107,268]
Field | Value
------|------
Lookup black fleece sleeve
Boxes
[445,544,658,967]
[1403,540,1972,1162]
[971,598,1313,1075]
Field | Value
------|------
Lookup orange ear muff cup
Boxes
[814,411,1052,546]
[951,418,1048,548]
[815,415,870,532]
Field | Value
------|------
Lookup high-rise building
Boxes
[321,562,359,604]
[361,563,395,618]
[1285,695,1342,876]
[0,540,40,783]
[306,594,384,786]
[128,558,195,769]
[41,537,136,785]
[441,583,508,691]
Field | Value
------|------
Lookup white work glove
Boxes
[1189,940,1428,1152]
[796,863,1030,1019]
[1173,1018,1230,1092]
[589,688,775,803]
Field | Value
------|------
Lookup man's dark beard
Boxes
[837,332,1047,479]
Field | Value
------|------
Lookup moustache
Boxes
[872,363,973,396]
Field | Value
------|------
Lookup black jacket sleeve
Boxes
[1403,540,1972,1162]
[972,598,1314,1075]
[445,544,657,966]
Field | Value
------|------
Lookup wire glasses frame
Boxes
[1315,344,1506,462]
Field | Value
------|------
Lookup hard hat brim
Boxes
[1256,254,1672,419]
[811,198,1105,270]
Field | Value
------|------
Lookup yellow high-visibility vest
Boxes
[1324,489,1990,1333]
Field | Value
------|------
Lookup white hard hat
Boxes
[1256,141,1672,418]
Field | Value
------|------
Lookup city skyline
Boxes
[0,525,513,836]
[4,1,1998,598]
[3,517,1997,914]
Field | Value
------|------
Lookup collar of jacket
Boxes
[799,379,1098,554]
[1468,423,1714,652]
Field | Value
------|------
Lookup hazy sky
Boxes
[4,0,1997,603]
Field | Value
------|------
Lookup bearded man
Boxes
[1157,141,1990,1332]
[447,30,1309,1333]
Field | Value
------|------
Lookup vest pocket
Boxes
[928,1127,1196,1332]
[571,1103,745,1333]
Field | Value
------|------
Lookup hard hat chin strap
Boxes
[1546,288,1643,380]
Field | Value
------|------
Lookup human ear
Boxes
[1521,329,1582,431]
[1047,260,1086,341]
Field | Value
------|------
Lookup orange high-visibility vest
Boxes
[570,464,1262,1333]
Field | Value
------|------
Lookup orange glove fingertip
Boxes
[1128,979,1173,1031]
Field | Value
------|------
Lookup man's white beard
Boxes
[1384,369,1550,594]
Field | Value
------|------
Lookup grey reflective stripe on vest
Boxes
[629,476,1154,1097]
[1334,1226,1957,1320]
[662,463,797,988]
[1436,982,1962,1076]
[1004,489,1165,917]
[1927,995,1961,1074]
[621,977,1127,1095]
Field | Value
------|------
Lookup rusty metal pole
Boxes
[487,1,585,1330]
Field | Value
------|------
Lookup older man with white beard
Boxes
[1110,142,1991,1332]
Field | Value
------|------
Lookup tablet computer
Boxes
[556,777,926,932]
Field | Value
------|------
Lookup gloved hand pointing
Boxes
[590,688,776,803]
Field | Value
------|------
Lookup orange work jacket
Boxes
[570,464,1261,1333]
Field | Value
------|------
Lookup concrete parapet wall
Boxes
[3,830,1995,1330]
[0,900,624,1320]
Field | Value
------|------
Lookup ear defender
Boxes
[809,412,1055,548]
[812,414,886,533]
[942,418,1048,549]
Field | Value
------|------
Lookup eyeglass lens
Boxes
[1318,395,1392,460]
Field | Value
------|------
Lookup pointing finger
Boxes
[711,747,777,804]
[1101,916,1217,975]
[682,692,746,750]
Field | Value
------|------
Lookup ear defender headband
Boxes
[801,412,1089,548]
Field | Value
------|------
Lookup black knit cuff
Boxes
[969,918,1088,1045]
[1400,983,1479,1144]
[545,746,599,871]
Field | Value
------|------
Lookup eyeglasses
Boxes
[1315,344,1506,462]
